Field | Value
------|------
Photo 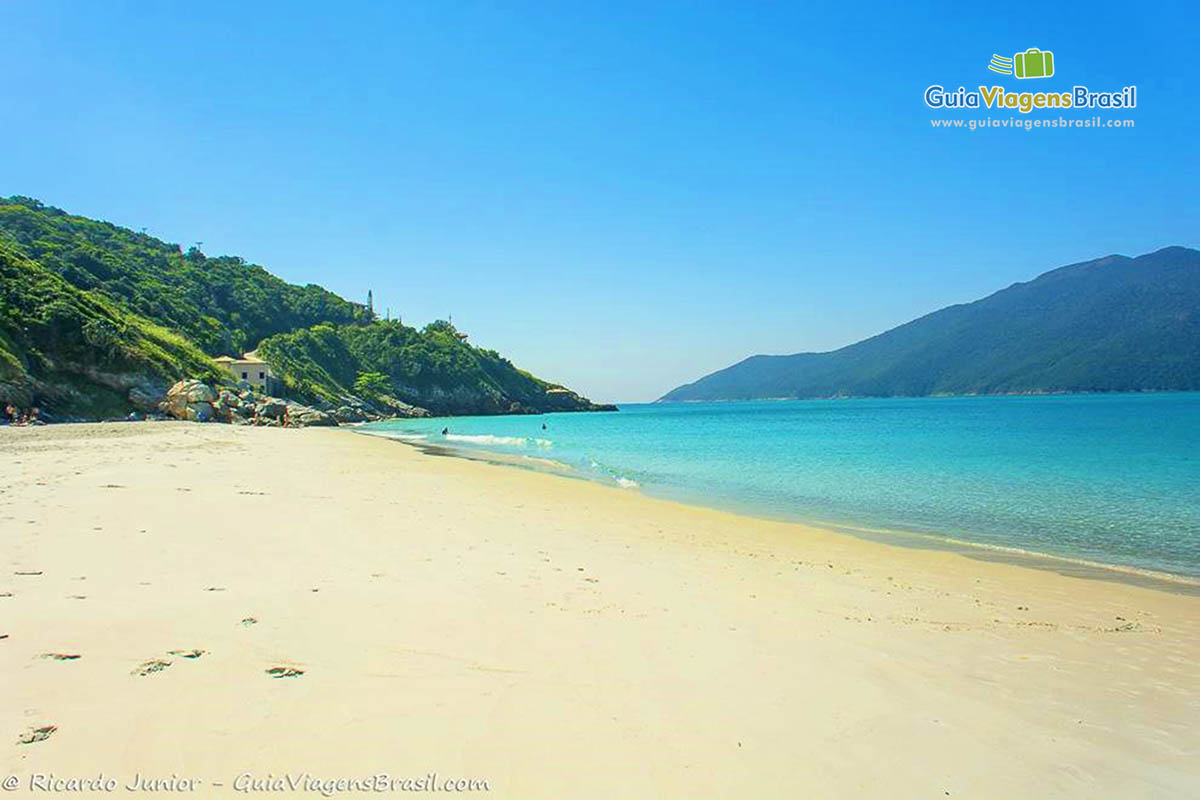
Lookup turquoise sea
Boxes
[364,393,1200,579]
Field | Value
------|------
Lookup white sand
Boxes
[2,422,1198,798]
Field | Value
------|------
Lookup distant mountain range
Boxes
[660,246,1200,402]
[0,196,613,419]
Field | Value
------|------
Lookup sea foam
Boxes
[445,433,530,447]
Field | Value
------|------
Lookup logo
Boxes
[923,46,1136,116]
[989,48,1055,79]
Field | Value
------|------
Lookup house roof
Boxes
[215,352,268,366]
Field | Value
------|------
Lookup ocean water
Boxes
[363,394,1200,578]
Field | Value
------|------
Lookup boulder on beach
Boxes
[186,402,214,423]
[288,406,337,427]
[333,406,368,423]
[159,377,349,427]
[162,379,217,421]
[257,400,287,420]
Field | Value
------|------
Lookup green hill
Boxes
[0,197,371,355]
[660,246,1200,402]
[0,196,612,419]
[0,243,217,417]
[257,319,607,415]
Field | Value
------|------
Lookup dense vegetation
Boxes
[0,196,610,418]
[0,197,371,355]
[0,243,217,416]
[661,246,1200,401]
[258,319,606,415]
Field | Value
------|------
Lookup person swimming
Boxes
[441,427,449,435]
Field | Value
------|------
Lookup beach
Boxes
[3,422,1198,798]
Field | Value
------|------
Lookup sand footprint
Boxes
[168,649,206,659]
[132,659,172,676]
[18,725,57,745]
[265,666,304,679]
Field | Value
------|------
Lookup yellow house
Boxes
[214,351,276,393]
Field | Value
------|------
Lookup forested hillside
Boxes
[661,246,1200,401]
[0,197,612,419]
[258,320,606,415]
[0,243,216,417]
[0,197,371,355]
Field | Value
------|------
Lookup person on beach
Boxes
[3,404,14,425]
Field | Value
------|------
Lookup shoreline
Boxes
[354,427,1200,596]
[5,422,1199,798]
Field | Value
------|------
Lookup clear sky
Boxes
[2,1,1196,402]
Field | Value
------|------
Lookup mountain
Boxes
[0,196,613,419]
[660,246,1200,402]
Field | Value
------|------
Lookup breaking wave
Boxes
[445,434,531,447]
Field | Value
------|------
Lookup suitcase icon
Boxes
[1014,48,1054,79]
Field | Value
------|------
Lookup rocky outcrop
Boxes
[365,394,430,420]
[286,403,336,427]
[0,373,34,409]
[187,402,214,422]
[388,381,614,416]
[11,366,177,422]
[257,400,287,421]
[160,379,344,428]
[388,382,509,416]
[333,405,369,423]
[128,382,167,412]
[322,394,428,424]
[162,379,218,422]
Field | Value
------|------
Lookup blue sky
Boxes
[2,1,1196,402]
